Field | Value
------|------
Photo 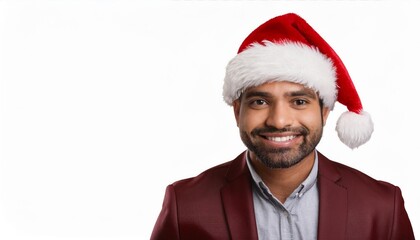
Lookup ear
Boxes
[321,107,331,126]
[233,99,241,126]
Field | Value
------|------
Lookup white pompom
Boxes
[335,111,374,149]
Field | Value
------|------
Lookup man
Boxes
[151,13,414,240]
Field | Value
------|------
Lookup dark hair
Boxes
[319,98,324,109]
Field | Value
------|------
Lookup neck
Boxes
[250,151,316,203]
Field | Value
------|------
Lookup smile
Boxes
[266,135,297,142]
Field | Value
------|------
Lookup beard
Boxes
[240,125,323,169]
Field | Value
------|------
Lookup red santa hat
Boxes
[223,13,374,149]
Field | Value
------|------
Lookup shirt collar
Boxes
[246,150,319,200]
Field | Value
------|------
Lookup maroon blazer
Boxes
[151,152,414,240]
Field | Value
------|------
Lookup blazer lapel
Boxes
[317,153,348,240]
[220,152,348,239]
[221,152,258,240]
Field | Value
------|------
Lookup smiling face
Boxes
[233,81,330,169]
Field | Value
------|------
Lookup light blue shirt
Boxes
[246,151,319,240]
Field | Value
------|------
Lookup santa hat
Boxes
[223,13,373,149]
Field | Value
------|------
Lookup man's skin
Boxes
[233,81,330,203]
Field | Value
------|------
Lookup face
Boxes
[233,81,330,169]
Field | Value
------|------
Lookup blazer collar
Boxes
[221,152,259,240]
[220,151,348,240]
[317,152,348,240]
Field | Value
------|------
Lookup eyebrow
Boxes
[286,88,318,99]
[243,91,272,99]
[243,87,318,100]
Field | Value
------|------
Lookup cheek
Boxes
[238,109,267,131]
[298,109,324,129]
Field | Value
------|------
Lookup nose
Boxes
[265,102,293,129]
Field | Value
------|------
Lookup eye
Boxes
[292,99,309,107]
[253,99,267,105]
[249,99,268,109]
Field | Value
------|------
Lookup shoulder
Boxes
[318,152,399,205]
[331,159,394,189]
[318,153,414,239]
[170,152,248,194]
[151,155,246,240]
[163,152,249,227]
[172,160,233,189]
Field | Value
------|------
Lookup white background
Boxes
[1,1,419,239]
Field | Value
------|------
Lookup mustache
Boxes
[251,126,309,136]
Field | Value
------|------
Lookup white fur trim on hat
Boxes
[336,111,374,149]
[223,41,337,108]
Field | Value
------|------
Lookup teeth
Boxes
[267,136,296,142]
